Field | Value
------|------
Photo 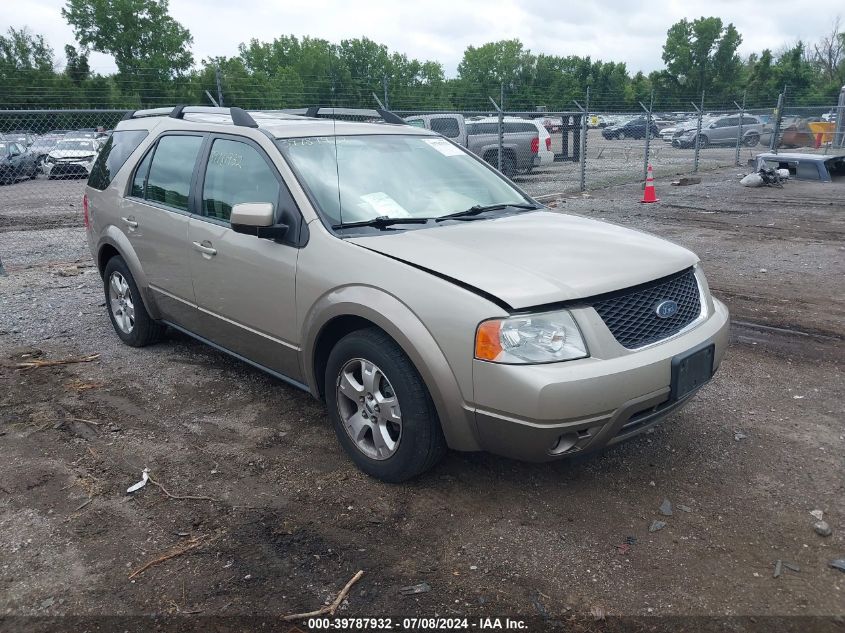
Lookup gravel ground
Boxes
[0,169,843,631]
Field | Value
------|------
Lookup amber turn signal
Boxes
[475,320,503,361]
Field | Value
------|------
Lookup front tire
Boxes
[103,256,165,347]
[617,131,626,140]
[696,134,709,149]
[325,328,446,482]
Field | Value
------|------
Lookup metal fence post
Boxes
[692,91,704,172]
[834,84,845,149]
[639,90,654,182]
[573,86,589,192]
[488,92,504,172]
[770,89,785,153]
[734,92,746,167]
[215,66,224,108]
[383,75,389,110]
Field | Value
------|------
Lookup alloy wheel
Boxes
[108,271,135,334]
[336,358,402,460]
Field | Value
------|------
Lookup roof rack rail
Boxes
[303,106,406,126]
[121,106,259,128]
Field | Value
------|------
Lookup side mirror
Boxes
[231,202,274,227]
[230,202,288,241]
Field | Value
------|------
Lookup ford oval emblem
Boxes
[655,300,679,319]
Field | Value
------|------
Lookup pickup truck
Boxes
[404,114,540,176]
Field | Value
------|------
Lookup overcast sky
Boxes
[2,0,841,75]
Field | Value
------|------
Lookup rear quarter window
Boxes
[87,130,148,191]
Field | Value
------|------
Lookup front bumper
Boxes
[471,297,730,461]
[45,161,93,177]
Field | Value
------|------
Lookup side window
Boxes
[201,138,280,223]
[405,119,425,128]
[145,135,203,211]
[429,117,460,138]
[88,129,148,191]
[10,144,21,156]
[130,149,153,198]
[743,117,759,125]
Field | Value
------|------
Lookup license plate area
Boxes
[670,344,714,401]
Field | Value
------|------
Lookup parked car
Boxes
[660,119,695,142]
[2,131,36,147]
[672,114,765,148]
[404,113,540,176]
[0,141,39,184]
[470,116,553,169]
[28,134,64,166]
[601,116,659,140]
[45,138,101,179]
[84,105,730,482]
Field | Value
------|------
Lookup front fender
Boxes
[97,226,162,320]
[301,285,481,452]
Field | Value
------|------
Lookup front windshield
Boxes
[276,134,528,226]
[56,140,97,152]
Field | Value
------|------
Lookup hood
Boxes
[349,211,699,309]
[49,150,96,159]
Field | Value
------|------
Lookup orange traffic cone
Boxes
[640,164,659,203]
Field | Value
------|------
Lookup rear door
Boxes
[122,133,204,324]
[186,134,302,381]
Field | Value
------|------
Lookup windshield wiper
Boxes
[435,202,540,222]
[332,215,431,230]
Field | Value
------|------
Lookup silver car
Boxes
[672,114,765,148]
[84,106,730,481]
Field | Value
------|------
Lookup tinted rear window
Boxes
[430,117,461,138]
[88,130,148,191]
[145,135,203,211]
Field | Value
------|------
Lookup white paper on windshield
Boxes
[423,138,464,157]
[360,192,411,217]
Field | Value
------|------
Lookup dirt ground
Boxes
[0,169,843,631]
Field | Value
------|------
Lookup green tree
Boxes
[64,44,90,84]
[62,0,193,79]
[662,17,743,103]
[0,27,56,107]
[457,39,536,108]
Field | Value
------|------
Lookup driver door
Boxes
[186,134,303,382]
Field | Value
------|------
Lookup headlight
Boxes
[46,156,55,164]
[475,309,588,364]
[682,130,696,137]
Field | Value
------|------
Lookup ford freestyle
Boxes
[84,106,730,482]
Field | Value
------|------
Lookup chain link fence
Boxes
[1,85,843,209]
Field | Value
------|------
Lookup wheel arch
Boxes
[302,287,481,452]
[96,227,161,320]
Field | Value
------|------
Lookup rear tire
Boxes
[744,133,760,147]
[103,256,166,347]
[325,328,446,482]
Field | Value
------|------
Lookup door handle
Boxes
[121,216,138,229]
[192,241,217,257]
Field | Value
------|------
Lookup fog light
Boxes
[549,433,578,455]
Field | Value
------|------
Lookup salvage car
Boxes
[84,106,730,482]
[45,138,101,179]
[601,116,659,140]
[0,140,39,184]
[672,115,765,148]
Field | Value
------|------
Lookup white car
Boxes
[473,117,554,168]
[44,138,101,179]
